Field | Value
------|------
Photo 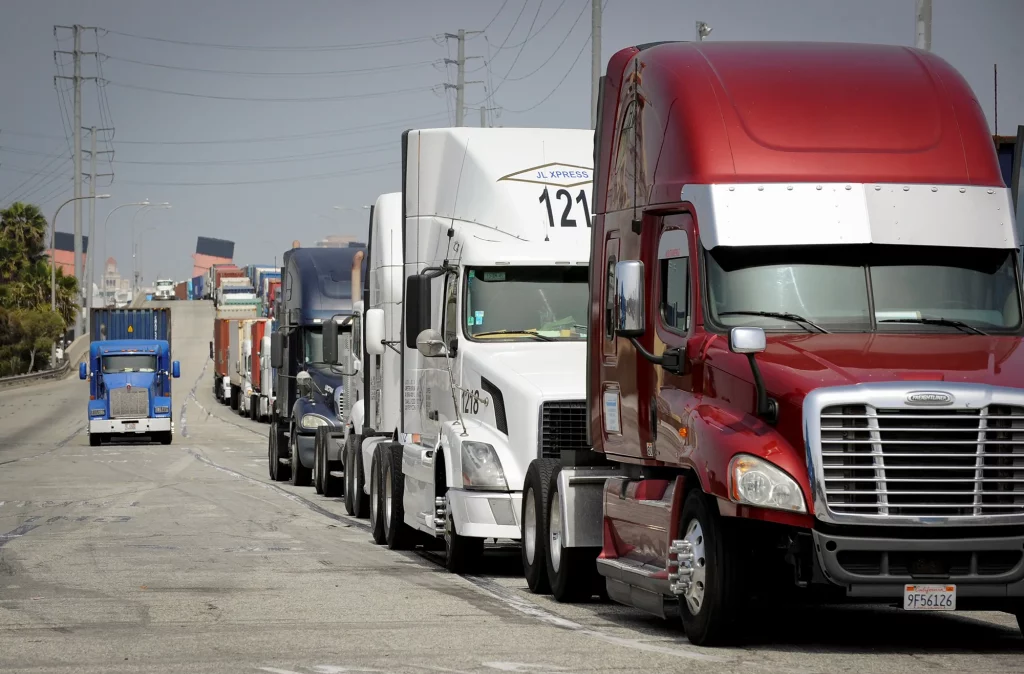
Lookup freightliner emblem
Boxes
[905,391,954,406]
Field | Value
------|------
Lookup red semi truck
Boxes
[520,41,1024,646]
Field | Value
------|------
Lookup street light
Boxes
[131,203,170,295]
[96,200,150,310]
[51,194,111,314]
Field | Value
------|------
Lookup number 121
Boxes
[539,187,591,228]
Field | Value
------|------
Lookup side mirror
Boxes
[365,308,385,356]
[728,327,766,354]
[416,329,448,358]
[323,319,339,365]
[172,361,181,378]
[615,260,645,337]
[270,331,283,369]
[296,370,312,395]
[405,274,432,348]
[79,362,87,380]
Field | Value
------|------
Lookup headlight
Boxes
[461,441,508,490]
[154,405,170,414]
[729,454,807,513]
[90,408,105,417]
[301,413,329,430]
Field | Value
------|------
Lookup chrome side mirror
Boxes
[728,327,767,354]
[416,329,447,358]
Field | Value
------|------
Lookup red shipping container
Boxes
[267,280,281,318]
[251,319,268,391]
[174,282,188,300]
[213,318,231,378]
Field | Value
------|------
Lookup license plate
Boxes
[904,584,956,611]
[123,422,137,431]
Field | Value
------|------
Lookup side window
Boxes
[605,257,617,340]
[658,229,690,333]
[443,273,458,346]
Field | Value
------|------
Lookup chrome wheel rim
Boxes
[384,464,393,525]
[683,519,707,615]
[548,488,562,573]
[523,486,538,566]
[370,464,379,523]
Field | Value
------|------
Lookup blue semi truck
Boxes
[80,308,180,446]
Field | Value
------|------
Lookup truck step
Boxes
[329,470,345,478]
[278,457,290,465]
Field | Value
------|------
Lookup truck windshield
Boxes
[465,266,588,341]
[706,244,1021,333]
[102,354,158,373]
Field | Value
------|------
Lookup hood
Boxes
[707,333,1024,408]
[464,341,586,400]
[304,365,345,417]
[103,371,161,390]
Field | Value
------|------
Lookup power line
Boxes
[498,17,593,114]
[103,80,437,102]
[0,112,450,147]
[110,141,392,166]
[491,1,531,52]
[101,28,438,52]
[499,0,589,82]
[101,54,440,78]
[113,161,399,186]
[473,0,512,37]
[494,0,570,52]
[489,0,545,97]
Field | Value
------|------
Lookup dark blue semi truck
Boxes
[81,308,180,446]
[268,244,366,488]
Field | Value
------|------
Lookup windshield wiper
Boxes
[878,316,988,335]
[718,310,830,334]
[473,329,555,342]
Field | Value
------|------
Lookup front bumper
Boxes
[90,417,172,435]
[447,488,522,540]
[812,529,1024,600]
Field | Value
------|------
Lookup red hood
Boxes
[707,333,1024,407]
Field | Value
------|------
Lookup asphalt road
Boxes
[1,300,1023,673]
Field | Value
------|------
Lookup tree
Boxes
[14,308,64,373]
[0,202,47,282]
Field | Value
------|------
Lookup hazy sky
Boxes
[1,0,1022,284]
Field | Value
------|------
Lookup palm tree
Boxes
[0,202,47,281]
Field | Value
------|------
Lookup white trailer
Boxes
[256,322,276,421]
[333,128,594,573]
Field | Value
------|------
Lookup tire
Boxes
[289,428,312,487]
[313,427,326,495]
[89,433,101,447]
[545,465,601,602]
[444,491,484,574]
[383,444,415,550]
[344,433,368,516]
[230,385,240,411]
[677,490,744,647]
[269,419,290,482]
[322,432,344,498]
[369,447,387,544]
[158,431,173,445]
[521,459,556,594]
[250,395,258,421]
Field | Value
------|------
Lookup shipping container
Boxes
[174,281,189,300]
[251,319,268,392]
[212,318,231,379]
[191,274,205,300]
[90,307,171,343]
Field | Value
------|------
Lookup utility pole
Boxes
[915,0,932,51]
[480,106,487,128]
[591,0,602,129]
[54,24,100,339]
[84,126,114,323]
[444,29,483,126]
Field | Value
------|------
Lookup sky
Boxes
[1,0,1022,285]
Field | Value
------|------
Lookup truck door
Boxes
[652,215,699,465]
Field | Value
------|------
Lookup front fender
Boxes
[152,396,172,417]
[350,399,364,433]
[440,420,518,492]
[291,396,341,433]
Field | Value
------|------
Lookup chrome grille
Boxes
[820,404,1024,518]
[109,387,149,419]
[539,400,587,459]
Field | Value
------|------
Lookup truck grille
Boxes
[820,404,1024,518]
[539,400,587,459]
[334,386,346,422]
[110,387,149,419]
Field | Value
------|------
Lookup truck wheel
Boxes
[230,385,240,411]
[383,444,414,550]
[269,420,290,482]
[344,434,367,516]
[158,431,172,445]
[677,490,743,646]
[545,465,601,602]
[521,459,556,594]
[444,492,484,574]
[250,395,258,421]
[89,433,102,447]
[369,448,387,544]
[289,430,312,487]
[313,428,326,495]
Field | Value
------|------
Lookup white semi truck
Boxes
[325,128,594,573]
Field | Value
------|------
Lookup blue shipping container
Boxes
[90,308,172,344]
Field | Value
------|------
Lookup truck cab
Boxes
[81,308,179,446]
[267,245,366,488]
[528,40,1024,646]
[153,279,175,301]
